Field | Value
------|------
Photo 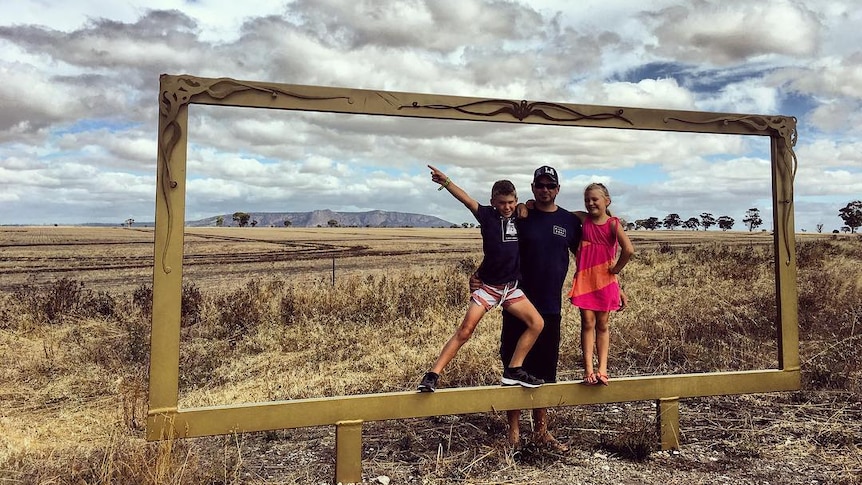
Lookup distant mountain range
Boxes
[187,210,456,228]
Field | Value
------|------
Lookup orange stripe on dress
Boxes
[567,264,615,298]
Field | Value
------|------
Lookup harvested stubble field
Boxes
[0,226,860,484]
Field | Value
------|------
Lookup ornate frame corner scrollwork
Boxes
[157,75,354,272]
[664,114,798,264]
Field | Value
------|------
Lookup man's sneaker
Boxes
[417,372,439,392]
[501,367,544,388]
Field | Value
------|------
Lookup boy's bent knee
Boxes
[455,328,475,341]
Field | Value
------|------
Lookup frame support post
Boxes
[335,419,363,484]
[656,397,680,451]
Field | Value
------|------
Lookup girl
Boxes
[568,183,634,386]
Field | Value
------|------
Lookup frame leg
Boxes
[656,397,680,450]
[335,419,363,484]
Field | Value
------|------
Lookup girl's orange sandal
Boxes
[583,372,598,385]
[596,373,609,386]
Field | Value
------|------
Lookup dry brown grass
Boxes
[0,227,860,483]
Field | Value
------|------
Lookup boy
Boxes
[418,165,545,392]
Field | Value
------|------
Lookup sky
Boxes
[1,0,860,232]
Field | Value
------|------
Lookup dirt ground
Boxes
[194,390,860,484]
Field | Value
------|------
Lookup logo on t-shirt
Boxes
[553,225,566,237]
[502,218,518,242]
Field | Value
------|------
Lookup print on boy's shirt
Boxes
[553,225,566,237]
[502,217,518,242]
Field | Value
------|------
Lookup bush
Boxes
[81,290,116,318]
[599,412,655,460]
[11,278,119,324]
[121,316,150,366]
[131,282,203,327]
[215,279,270,345]
[132,283,152,316]
[181,282,203,327]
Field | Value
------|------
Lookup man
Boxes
[500,165,581,451]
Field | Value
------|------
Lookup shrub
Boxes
[179,339,229,390]
[131,282,203,327]
[278,285,299,325]
[41,278,85,323]
[215,279,270,345]
[121,315,150,366]
[81,290,116,318]
[599,412,655,460]
[181,282,203,327]
[11,278,119,324]
[132,283,152,316]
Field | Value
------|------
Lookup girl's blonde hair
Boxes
[585,182,612,216]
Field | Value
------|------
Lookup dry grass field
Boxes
[0,226,860,484]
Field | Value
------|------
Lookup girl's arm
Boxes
[611,219,635,274]
[610,219,634,274]
[428,164,479,215]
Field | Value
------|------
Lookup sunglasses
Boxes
[534,182,558,189]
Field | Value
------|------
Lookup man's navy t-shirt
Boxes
[474,204,520,285]
[516,206,581,314]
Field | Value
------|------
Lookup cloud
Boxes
[0,0,860,232]
[287,0,543,51]
[645,0,820,64]
[587,78,697,110]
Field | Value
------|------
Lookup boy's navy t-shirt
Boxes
[516,206,581,314]
[474,204,520,285]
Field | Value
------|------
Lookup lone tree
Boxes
[327,219,339,227]
[838,200,862,233]
[718,215,735,231]
[283,219,292,227]
[663,213,682,230]
[700,212,716,231]
[232,212,251,227]
[743,208,763,232]
[215,216,224,227]
[683,217,700,231]
[639,217,660,230]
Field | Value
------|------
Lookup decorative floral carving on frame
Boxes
[398,99,634,125]
[665,114,798,264]
[157,75,353,273]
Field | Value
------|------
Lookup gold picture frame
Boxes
[149,74,800,482]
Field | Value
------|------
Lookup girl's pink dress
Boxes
[568,216,621,311]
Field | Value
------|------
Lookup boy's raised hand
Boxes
[427,165,448,187]
[427,164,478,213]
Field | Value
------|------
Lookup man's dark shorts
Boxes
[500,311,562,383]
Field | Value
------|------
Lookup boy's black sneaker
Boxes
[501,367,544,388]
[417,372,439,392]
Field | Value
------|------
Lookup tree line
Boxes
[196,201,862,233]
[632,209,758,232]
[631,201,862,233]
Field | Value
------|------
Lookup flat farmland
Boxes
[0,226,487,293]
[0,225,792,294]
